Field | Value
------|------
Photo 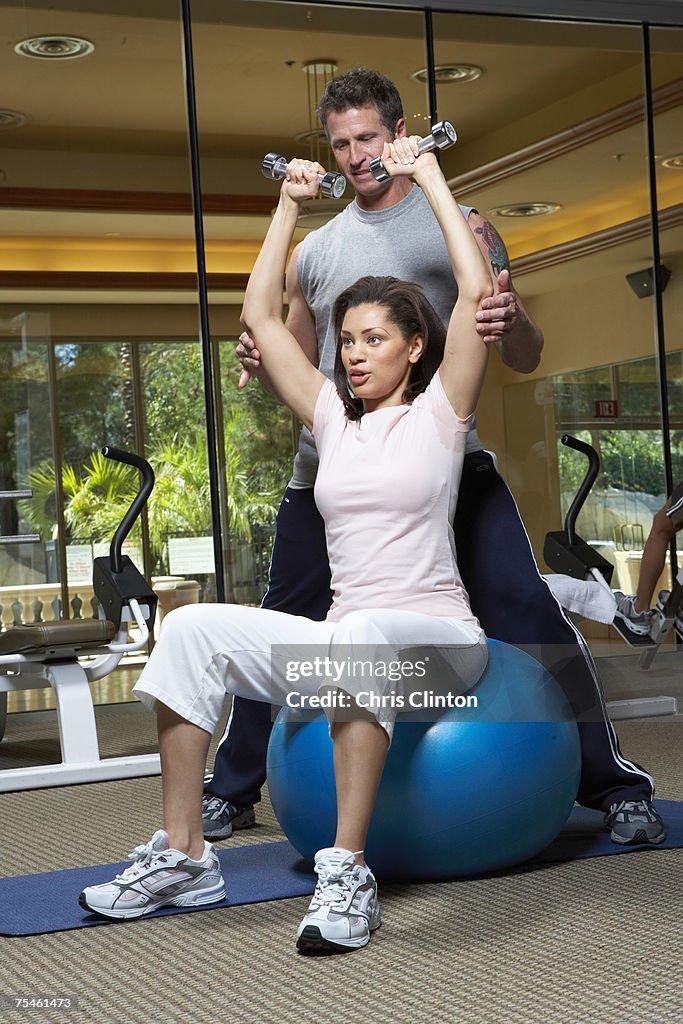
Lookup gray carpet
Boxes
[1,702,682,1024]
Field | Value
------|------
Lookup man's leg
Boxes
[667,480,683,530]
[614,484,683,637]
[202,487,332,837]
[454,451,665,842]
[634,502,675,612]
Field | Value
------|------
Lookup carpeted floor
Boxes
[1,701,682,1024]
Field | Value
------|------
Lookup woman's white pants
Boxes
[133,603,487,741]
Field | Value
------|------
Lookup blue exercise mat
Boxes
[1,800,681,936]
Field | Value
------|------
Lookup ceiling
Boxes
[0,1,682,303]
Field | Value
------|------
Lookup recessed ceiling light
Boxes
[14,36,95,60]
[660,153,683,169]
[489,202,561,217]
[0,110,26,129]
[411,64,483,84]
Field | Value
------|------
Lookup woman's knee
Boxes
[155,603,235,667]
[160,602,206,633]
[160,601,250,639]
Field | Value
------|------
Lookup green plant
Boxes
[21,450,137,542]
[21,420,279,566]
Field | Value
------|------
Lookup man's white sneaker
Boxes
[296,847,381,954]
[79,830,226,920]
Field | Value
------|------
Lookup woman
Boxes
[80,137,494,953]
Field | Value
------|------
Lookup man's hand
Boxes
[236,331,261,389]
[475,269,520,345]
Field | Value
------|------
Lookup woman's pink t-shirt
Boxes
[313,373,478,626]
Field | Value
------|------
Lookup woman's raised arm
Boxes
[380,140,493,419]
[240,162,326,430]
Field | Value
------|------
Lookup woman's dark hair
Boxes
[317,67,403,135]
[332,276,446,421]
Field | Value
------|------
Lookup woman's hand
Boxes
[280,158,326,203]
[379,137,440,183]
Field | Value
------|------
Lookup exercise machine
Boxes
[544,433,679,717]
[0,447,160,791]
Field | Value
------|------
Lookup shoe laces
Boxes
[114,832,169,882]
[310,852,359,911]
[610,800,651,817]
[204,796,233,816]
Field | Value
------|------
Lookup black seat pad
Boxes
[0,620,116,655]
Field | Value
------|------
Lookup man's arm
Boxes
[467,211,544,374]
[284,244,319,363]
[237,242,319,390]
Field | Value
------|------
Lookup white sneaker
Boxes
[79,830,226,920]
[296,847,381,953]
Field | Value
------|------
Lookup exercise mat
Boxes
[1,800,681,936]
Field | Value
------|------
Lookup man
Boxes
[202,67,665,847]
[614,480,683,640]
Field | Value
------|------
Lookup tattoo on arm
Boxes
[475,220,510,276]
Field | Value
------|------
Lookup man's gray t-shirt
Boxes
[291,185,485,489]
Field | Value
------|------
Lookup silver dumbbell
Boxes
[369,121,458,183]
[261,153,347,200]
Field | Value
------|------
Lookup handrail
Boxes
[560,434,601,547]
[106,598,150,653]
[102,447,154,574]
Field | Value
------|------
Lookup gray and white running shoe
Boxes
[605,800,666,845]
[614,592,654,637]
[202,794,256,840]
[296,847,381,954]
[79,830,225,919]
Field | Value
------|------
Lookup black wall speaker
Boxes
[625,264,671,298]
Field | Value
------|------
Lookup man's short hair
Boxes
[317,67,404,134]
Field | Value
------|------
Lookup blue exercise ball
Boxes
[267,639,581,880]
